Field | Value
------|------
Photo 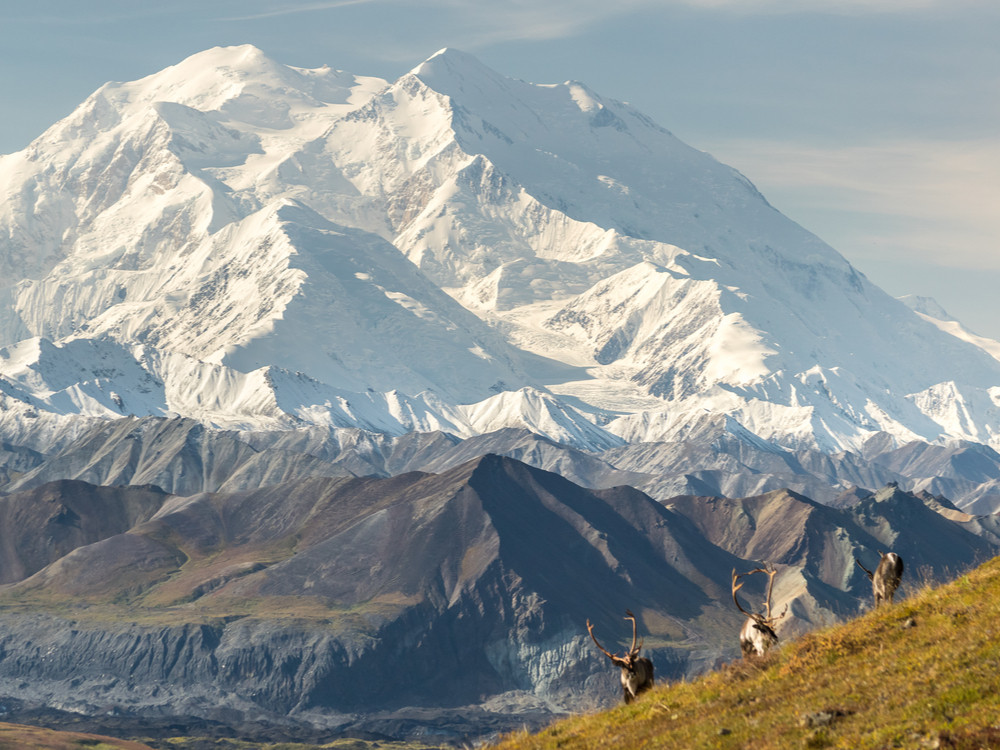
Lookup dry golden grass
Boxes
[493,555,1000,750]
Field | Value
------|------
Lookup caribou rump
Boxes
[855,550,904,607]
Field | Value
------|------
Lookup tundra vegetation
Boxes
[493,554,1000,749]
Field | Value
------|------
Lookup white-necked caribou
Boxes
[732,563,788,658]
[586,609,654,703]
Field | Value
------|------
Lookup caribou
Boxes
[586,609,654,703]
[855,550,904,607]
[731,563,788,658]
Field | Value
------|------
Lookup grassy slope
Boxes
[494,556,1000,750]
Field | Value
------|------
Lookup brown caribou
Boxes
[731,563,788,658]
[855,550,904,607]
[586,609,654,703]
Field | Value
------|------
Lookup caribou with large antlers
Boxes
[732,563,788,658]
[855,550,904,607]
[586,609,654,703]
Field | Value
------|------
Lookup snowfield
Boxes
[2,45,1000,454]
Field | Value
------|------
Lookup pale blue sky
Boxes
[2,1,998,336]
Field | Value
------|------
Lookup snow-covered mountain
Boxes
[3,44,1000,453]
[900,294,1000,365]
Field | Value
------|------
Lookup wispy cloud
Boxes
[218,0,375,22]
[208,0,988,51]
[711,136,1000,270]
[675,0,981,11]
[9,0,988,35]
[410,0,979,45]
[8,0,375,26]
[419,0,991,33]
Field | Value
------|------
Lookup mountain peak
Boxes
[4,47,1000,452]
[411,47,492,78]
[899,294,955,322]
[406,47,516,107]
[100,44,384,127]
[181,43,272,68]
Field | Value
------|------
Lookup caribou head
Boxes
[732,564,788,658]
[586,609,654,703]
[855,550,904,607]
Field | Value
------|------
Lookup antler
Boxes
[586,619,616,660]
[733,564,787,625]
[589,612,644,661]
[624,609,642,656]
[731,568,756,619]
[762,563,788,623]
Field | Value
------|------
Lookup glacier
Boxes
[2,44,1000,454]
